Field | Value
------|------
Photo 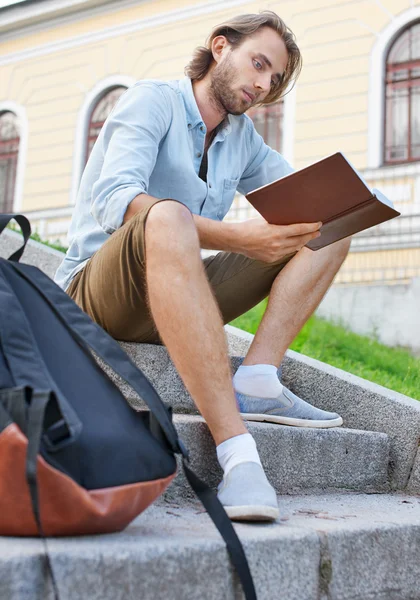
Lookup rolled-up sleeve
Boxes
[237,119,294,196]
[90,83,171,234]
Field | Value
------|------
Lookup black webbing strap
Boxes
[0,400,12,433]
[25,390,60,600]
[0,214,31,262]
[183,462,257,599]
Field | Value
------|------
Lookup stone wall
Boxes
[317,277,420,354]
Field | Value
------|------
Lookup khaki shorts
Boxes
[67,199,294,344]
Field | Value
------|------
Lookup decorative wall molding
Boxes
[368,7,420,168]
[363,161,420,180]
[70,74,136,204]
[0,0,128,36]
[0,100,28,212]
[0,0,255,65]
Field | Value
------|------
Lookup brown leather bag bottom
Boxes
[0,423,176,537]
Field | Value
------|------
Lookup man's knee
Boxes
[145,200,198,252]
[334,236,352,260]
[315,236,351,261]
[149,198,191,220]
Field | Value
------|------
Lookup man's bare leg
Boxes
[144,201,247,446]
[243,238,351,367]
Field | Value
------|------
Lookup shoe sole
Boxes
[224,504,279,522]
[240,413,343,428]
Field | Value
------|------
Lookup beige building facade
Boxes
[1,0,420,285]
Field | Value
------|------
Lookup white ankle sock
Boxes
[216,433,262,477]
[233,364,283,398]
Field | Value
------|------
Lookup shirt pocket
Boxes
[219,177,240,219]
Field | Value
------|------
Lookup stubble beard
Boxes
[209,52,249,116]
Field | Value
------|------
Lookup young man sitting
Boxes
[55,11,348,522]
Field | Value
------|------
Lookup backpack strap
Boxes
[26,390,61,600]
[182,462,257,598]
[0,398,12,433]
[0,214,31,262]
[0,264,82,445]
[8,259,257,600]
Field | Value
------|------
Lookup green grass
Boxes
[7,223,68,254]
[29,231,67,254]
[230,299,420,401]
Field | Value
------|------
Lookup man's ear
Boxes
[211,35,229,64]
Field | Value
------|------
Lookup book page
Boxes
[372,188,395,209]
[341,154,373,193]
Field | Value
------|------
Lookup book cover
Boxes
[245,152,400,250]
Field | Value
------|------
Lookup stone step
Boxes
[165,415,390,500]
[101,336,420,495]
[2,492,420,600]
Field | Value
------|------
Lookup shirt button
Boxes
[197,152,202,158]
[209,183,212,188]
[188,123,192,128]
[200,126,205,132]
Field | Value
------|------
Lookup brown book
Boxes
[245,152,400,250]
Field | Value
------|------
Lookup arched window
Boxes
[86,86,127,163]
[247,101,284,152]
[0,111,20,212]
[385,22,420,164]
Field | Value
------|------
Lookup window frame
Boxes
[247,100,284,153]
[0,111,20,213]
[85,86,127,165]
[384,23,420,165]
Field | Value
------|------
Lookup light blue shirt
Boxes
[55,77,293,290]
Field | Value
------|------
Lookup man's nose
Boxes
[255,74,271,94]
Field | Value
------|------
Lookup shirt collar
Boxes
[179,77,232,138]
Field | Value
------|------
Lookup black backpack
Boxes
[0,214,257,600]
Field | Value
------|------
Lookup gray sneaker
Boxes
[236,386,343,428]
[217,462,279,522]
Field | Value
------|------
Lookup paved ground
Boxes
[1,492,419,600]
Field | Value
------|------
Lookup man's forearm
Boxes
[192,214,242,254]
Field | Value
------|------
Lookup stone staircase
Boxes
[1,228,420,600]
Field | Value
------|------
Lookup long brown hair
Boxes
[184,11,302,105]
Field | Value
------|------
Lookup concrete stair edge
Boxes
[226,325,420,495]
[166,415,391,499]
[0,227,64,280]
[113,333,420,495]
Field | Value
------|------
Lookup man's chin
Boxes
[217,92,247,116]
[226,100,248,116]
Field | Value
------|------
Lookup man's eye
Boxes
[253,60,262,70]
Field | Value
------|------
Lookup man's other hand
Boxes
[231,219,322,263]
